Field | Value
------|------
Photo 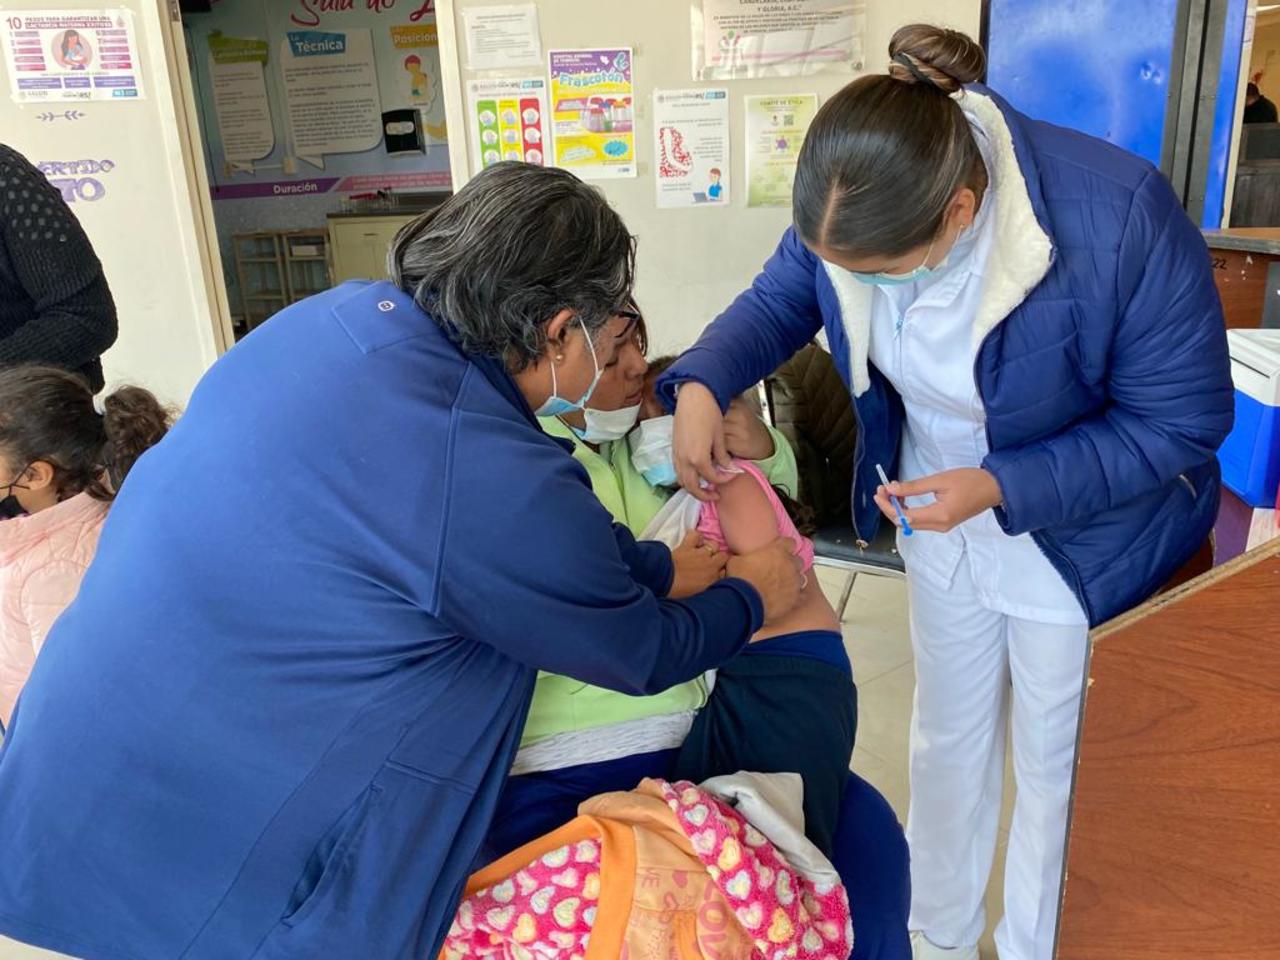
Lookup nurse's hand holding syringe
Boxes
[874,467,1004,534]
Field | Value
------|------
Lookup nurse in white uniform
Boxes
[659,22,1233,960]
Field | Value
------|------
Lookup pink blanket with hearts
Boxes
[442,778,851,960]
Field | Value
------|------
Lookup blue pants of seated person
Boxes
[484,753,911,960]
[671,629,857,856]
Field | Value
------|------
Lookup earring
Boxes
[554,353,564,362]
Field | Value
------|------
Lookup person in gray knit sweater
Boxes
[0,143,117,392]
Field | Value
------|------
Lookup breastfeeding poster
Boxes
[653,88,730,208]
[745,93,818,207]
[185,0,449,200]
[1,9,143,102]
[548,48,636,180]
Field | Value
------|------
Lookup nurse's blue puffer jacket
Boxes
[0,282,764,959]
[660,86,1234,627]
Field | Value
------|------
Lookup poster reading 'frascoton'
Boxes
[548,48,635,180]
[1,9,143,102]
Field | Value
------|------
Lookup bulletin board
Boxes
[184,0,451,201]
[435,0,983,354]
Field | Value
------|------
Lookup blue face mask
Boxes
[535,319,603,418]
[629,415,678,487]
[847,223,966,287]
[640,462,678,487]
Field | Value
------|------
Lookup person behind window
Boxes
[1244,82,1278,123]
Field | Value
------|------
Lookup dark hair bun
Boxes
[888,24,986,93]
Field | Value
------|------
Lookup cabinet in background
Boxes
[231,229,330,337]
[327,215,417,284]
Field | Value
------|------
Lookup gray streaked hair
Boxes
[389,163,636,372]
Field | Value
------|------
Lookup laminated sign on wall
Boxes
[653,88,730,208]
[280,29,382,162]
[548,48,636,180]
[693,0,866,80]
[1,9,144,102]
[468,77,548,173]
[460,3,542,70]
[186,1,450,201]
[208,33,273,166]
[745,93,818,207]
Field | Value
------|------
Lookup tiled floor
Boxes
[1,571,1014,960]
[820,566,1014,960]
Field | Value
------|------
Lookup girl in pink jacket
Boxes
[0,366,170,730]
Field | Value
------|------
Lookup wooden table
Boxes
[1202,228,1280,329]
[1057,538,1280,959]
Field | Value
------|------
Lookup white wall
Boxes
[0,0,229,405]
[437,0,981,354]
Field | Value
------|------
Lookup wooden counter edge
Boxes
[1089,535,1280,643]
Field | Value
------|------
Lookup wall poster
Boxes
[548,47,635,180]
[693,0,865,80]
[185,1,450,200]
[460,3,541,70]
[653,87,730,208]
[467,77,548,174]
[1,9,143,102]
[745,93,818,207]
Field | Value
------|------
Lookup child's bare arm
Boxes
[715,473,781,557]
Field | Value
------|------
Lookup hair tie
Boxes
[892,51,942,90]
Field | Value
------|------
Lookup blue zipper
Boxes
[849,394,868,544]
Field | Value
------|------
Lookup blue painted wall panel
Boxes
[1201,0,1249,228]
[986,0,1180,166]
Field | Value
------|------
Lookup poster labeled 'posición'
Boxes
[1,9,143,102]
[548,48,635,180]
[653,88,730,208]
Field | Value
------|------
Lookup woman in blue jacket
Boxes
[0,163,804,960]
[660,24,1233,960]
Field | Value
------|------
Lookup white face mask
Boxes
[628,415,677,487]
[570,403,642,443]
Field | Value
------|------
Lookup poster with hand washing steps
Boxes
[467,76,548,174]
[653,87,730,208]
[548,47,635,180]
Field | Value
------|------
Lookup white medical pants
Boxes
[904,550,1089,960]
